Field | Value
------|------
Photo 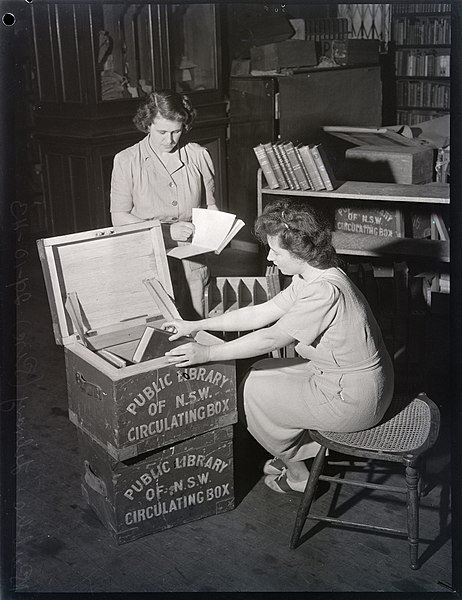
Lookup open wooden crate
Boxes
[37,221,237,461]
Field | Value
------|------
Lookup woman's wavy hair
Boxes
[254,198,338,269]
[133,89,197,133]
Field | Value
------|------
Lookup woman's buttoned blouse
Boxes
[110,136,216,222]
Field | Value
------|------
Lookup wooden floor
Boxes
[12,239,453,594]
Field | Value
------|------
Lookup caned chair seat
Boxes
[290,392,440,570]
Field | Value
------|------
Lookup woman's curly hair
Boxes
[133,89,197,133]
[254,198,338,269]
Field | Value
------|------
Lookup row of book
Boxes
[392,16,451,46]
[392,3,451,14]
[396,109,448,126]
[395,49,450,77]
[253,141,336,192]
[304,18,350,41]
[396,80,450,109]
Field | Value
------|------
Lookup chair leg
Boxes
[418,457,427,498]
[290,446,327,549]
[405,463,420,570]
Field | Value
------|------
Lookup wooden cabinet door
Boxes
[228,77,277,244]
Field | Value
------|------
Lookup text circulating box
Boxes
[78,425,234,544]
[66,345,237,461]
[335,203,404,238]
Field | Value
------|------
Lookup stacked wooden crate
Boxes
[37,221,237,544]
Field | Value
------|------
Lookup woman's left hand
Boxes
[170,221,194,241]
[165,342,211,367]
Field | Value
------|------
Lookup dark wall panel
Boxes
[44,152,74,235]
[69,155,92,231]
[278,68,382,142]
[32,4,59,102]
[56,4,83,103]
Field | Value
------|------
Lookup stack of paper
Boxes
[167,208,244,259]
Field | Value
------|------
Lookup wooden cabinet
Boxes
[257,169,450,262]
[227,67,383,246]
[30,2,228,236]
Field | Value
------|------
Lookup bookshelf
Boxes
[391,3,451,126]
[256,169,450,262]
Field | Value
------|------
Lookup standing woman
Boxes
[110,89,218,319]
[161,199,394,494]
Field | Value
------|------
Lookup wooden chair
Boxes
[290,392,440,570]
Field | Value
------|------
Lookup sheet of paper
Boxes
[166,209,244,259]
[215,220,245,254]
[166,244,211,259]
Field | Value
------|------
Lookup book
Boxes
[298,145,325,191]
[393,261,409,365]
[360,262,379,316]
[277,143,300,190]
[283,141,311,190]
[263,142,288,189]
[373,265,395,359]
[96,348,127,368]
[294,144,313,189]
[253,144,279,189]
[132,326,192,363]
[310,144,337,191]
[272,143,295,190]
[167,208,245,259]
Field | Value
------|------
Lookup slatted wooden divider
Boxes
[204,267,296,358]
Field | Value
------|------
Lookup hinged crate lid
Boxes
[37,221,174,345]
[323,125,422,148]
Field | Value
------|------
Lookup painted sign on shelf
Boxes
[335,204,404,238]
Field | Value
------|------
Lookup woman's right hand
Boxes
[162,320,200,340]
[170,221,194,242]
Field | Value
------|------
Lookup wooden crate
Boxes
[335,202,404,239]
[37,221,237,461]
[250,41,317,72]
[78,425,234,544]
[345,144,434,185]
